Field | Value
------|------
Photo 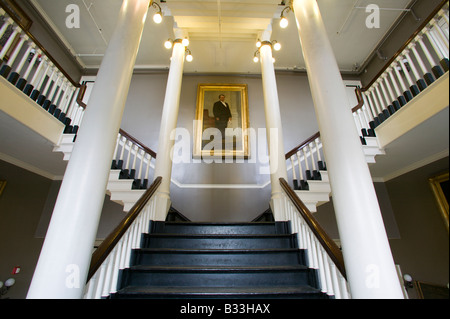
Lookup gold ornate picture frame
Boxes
[0,180,6,196]
[429,171,449,232]
[193,83,250,159]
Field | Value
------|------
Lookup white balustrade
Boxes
[83,180,161,299]
[286,134,326,190]
[282,190,350,299]
[351,5,449,138]
[0,9,85,134]
[111,131,156,189]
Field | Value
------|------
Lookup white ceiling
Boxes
[30,0,414,74]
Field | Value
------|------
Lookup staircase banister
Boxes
[118,129,157,158]
[351,87,365,113]
[0,2,82,88]
[87,176,162,283]
[361,0,449,91]
[280,178,347,279]
[285,132,321,159]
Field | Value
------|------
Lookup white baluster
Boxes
[417,35,439,69]
[13,42,33,77]
[322,252,334,296]
[403,50,423,85]
[363,92,377,120]
[0,25,19,60]
[22,48,41,82]
[0,18,14,39]
[302,148,310,178]
[101,255,115,298]
[93,261,108,299]
[392,62,409,95]
[29,56,48,89]
[367,89,382,115]
[84,272,97,299]
[2,33,28,72]
[397,56,415,89]
[426,28,446,60]
[409,42,430,77]
[314,138,323,164]
[330,263,342,299]
[290,157,297,186]
[387,67,404,100]
[374,82,388,110]
[137,149,145,182]
[315,240,328,293]
[296,151,304,182]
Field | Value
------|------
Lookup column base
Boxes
[154,191,172,221]
[270,192,287,221]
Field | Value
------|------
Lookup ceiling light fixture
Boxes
[252,40,281,63]
[182,37,190,47]
[151,2,163,24]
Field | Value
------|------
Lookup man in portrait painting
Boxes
[213,94,232,139]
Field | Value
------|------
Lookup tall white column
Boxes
[259,28,288,221]
[153,30,187,221]
[27,0,152,299]
[292,0,403,299]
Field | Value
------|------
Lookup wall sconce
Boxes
[253,50,260,63]
[0,278,15,298]
[151,2,163,24]
[185,48,193,62]
[272,40,281,51]
[164,39,173,49]
[403,274,414,289]
[280,2,293,29]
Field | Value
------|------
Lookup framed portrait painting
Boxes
[193,84,250,159]
[0,180,6,196]
[429,171,449,232]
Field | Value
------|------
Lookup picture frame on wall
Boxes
[0,180,6,196]
[193,83,250,159]
[429,171,449,232]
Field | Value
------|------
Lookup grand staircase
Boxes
[109,217,330,299]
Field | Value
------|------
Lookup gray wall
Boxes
[386,157,449,293]
[120,72,321,221]
[0,159,49,299]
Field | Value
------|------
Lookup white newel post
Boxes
[153,29,187,221]
[259,27,288,221]
[27,0,152,299]
[292,0,404,299]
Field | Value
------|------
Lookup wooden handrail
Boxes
[0,2,81,87]
[285,132,321,159]
[87,176,162,282]
[351,87,365,113]
[119,129,157,159]
[76,83,87,109]
[280,178,347,279]
[362,0,449,91]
